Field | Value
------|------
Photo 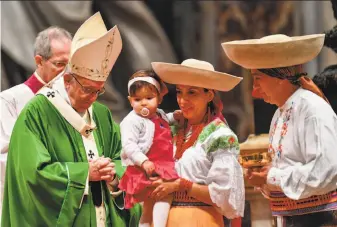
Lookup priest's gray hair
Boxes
[34,26,72,59]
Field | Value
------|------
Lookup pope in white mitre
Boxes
[1,12,141,227]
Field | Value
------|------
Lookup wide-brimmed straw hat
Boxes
[221,34,325,69]
[151,59,242,92]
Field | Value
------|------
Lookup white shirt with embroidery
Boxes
[266,88,337,200]
[173,118,245,219]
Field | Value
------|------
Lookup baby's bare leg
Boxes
[139,199,155,227]
[153,194,173,227]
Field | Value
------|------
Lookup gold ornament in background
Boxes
[239,134,272,171]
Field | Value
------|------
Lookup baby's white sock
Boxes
[139,223,151,227]
[152,201,171,227]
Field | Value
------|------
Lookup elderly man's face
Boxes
[64,73,105,113]
[38,38,71,82]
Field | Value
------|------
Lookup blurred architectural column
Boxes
[295,1,321,76]
[172,1,201,60]
[199,1,217,64]
[295,1,337,76]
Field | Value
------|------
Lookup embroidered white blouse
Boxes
[266,88,337,200]
[173,118,245,219]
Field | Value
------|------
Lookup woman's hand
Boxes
[245,165,271,187]
[150,179,180,200]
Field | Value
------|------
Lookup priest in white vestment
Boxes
[0,26,71,215]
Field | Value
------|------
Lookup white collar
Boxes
[280,88,302,112]
[38,86,96,137]
[52,76,72,105]
[34,71,47,85]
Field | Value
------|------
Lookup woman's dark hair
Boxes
[204,88,217,114]
[257,64,305,86]
[128,70,162,96]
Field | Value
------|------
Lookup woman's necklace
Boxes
[174,119,205,160]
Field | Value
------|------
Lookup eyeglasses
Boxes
[49,61,67,68]
[71,74,105,96]
[44,58,68,69]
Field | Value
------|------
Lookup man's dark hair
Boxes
[324,25,337,53]
[313,65,337,114]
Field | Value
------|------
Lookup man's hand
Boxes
[99,162,116,182]
[245,165,271,187]
[89,157,114,181]
[141,160,155,177]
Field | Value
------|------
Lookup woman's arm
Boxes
[187,182,217,206]
[150,178,216,206]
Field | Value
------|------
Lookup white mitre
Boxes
[69,12,122,81]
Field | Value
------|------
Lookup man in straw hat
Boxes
[1,12,141,227]
[222,34,337,227]
[149,58,245,227]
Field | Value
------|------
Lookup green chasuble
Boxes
[1,94,141,227]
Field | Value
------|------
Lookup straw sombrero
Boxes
[221,34,325,69]
[151,59,242,92]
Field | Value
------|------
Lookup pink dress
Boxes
[118,116,179,208]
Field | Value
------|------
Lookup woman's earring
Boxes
[207,102,211,123]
